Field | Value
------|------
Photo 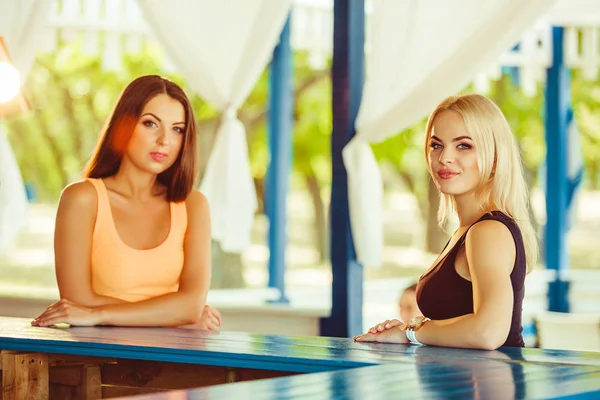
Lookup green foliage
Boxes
[4,41,211,202]
[571,70,600,189]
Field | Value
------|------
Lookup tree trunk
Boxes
[304,170,328,262]
[32,110,69,189]
[60,85,85,161]
[254,177,265,215]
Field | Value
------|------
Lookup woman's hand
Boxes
[353,324,409,344]
[31,298,100,327]
[353,319,408,343]
[180,304,222,330]
[367,319,404,334]
[199,304,221,330]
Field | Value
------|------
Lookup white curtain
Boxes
[344,0,557,266]
[138,0,291,252]
[0,0,51,75]
[0,0,51,253]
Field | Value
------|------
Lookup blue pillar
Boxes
[319,0,364,338]
[266,16,293,303]
[544,26,570,313]
[502,43,521,86]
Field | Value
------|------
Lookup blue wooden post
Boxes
[320,0,364,338]
[502,43,521,86]
[544,26,570,313]
[266,16,293,303]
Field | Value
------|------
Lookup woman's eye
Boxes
[143,120,157,128]
[174,126,185,134]
[457,143,472,150]
[430,143,442,150]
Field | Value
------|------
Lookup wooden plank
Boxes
[49,364,101,400]
[50,365,101,400]
[2,316,599,371]
[1,316,600,400]
[1,351,49,400]
[101,360,231,389]
[82,365,101,400]
[234,368,297,382]
[101,385,168,398]
[48,354,116,366]
[50,365,83,386]
[101,360,298,392]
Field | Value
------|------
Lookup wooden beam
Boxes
[101,360,298,391]
[101,385,168,398]
[49,365,101,400]
[1,351,49,400]
[47,355,115,367]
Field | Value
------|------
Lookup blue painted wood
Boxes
[545,26,570,313]
[502,43,521,86]
[266,15,293,303]
[109,363,600,399]
[2,317,600,369]
[1,317,600,399]
[321,0,364,339]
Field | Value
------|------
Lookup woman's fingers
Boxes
[354,332,377,342]
[36,312,68,327]
[385,319,403,329]
[206,319,219,331]
[37,303,69,321]
[204,305,221,324]
[367,319,403,334]
[369,320,389,333]
[212,308,222,324]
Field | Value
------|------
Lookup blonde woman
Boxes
[354,94,537,350]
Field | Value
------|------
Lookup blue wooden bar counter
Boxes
[1,316,599,399]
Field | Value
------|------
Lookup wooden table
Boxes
[1,316,599,399]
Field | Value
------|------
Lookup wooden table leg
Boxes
[50,364,102,400]
[1,350,49,400]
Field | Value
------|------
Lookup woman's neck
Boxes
[111,161,159,201]
[454,192,492,228]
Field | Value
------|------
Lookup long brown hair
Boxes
[84,75,198,202]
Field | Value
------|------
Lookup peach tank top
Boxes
[87,178,187,302]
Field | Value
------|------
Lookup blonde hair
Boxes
[424,94,538,272]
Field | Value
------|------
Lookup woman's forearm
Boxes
[75,294,129,308]
[416,314,509,350]
[94,292,203,327]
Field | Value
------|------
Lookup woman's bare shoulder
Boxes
[184,190,209,211]
[59,180,98,211]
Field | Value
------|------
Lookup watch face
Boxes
[409,316,428,330]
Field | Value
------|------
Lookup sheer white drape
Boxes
[344,0,557,266]
[138,0,291,251]
[0,0,51,253]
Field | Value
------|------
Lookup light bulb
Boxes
[0,62,21,103]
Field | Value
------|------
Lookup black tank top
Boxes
[416,211,527,347]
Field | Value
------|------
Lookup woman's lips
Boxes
[438,170,458,179]
[150,152,168,162]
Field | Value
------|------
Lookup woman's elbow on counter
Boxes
[469,326,508,351]
[178,296,204,325]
